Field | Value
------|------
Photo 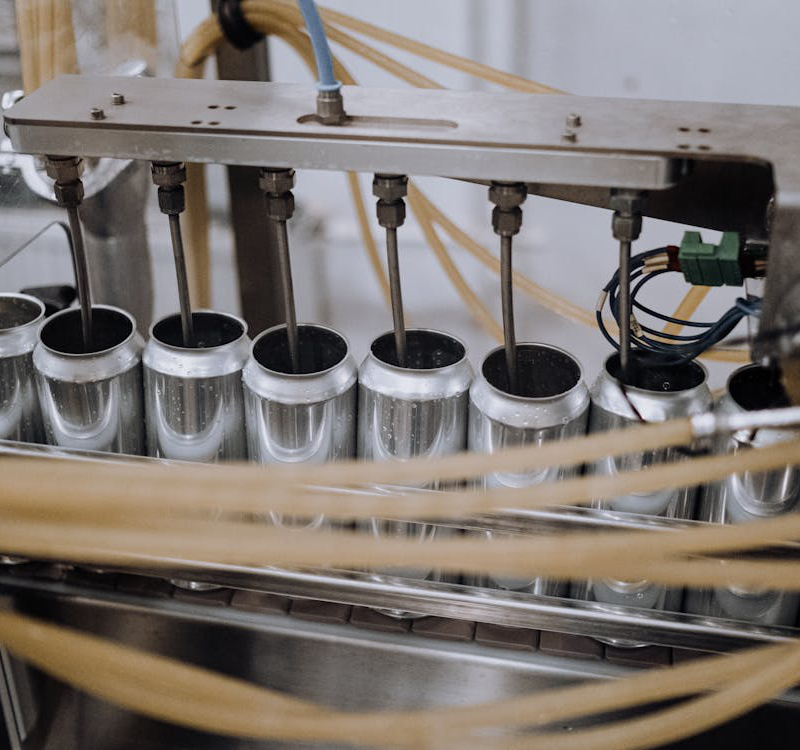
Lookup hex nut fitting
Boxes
[265,192,295,221]
[609,189,646,217]
[488,182,527,211]
[612,212,643,242]
[376,199,406,229]
[44,155,84,183]
[316,89,346,126]
[151,162,186,188]
[157,186,185,215]
[259,168,296,195]
[53,180,84,206]
[372,174,408,203]
[492,205,523,237]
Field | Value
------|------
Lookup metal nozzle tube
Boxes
[500,235,517,394]
[167,213,195,349]
[275,220,300,373]
[386,227,407,367]
[617,238,633,382]
[65,205,93,352]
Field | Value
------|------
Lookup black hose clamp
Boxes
[218,0,264,51]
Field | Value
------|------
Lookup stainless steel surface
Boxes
[167,213,196,349]
[500,235,517,393]
[0,294,44,443]
[143,311,249,462]
[572,355,712,631]
[686,364,800,627]
[3,77,682,187]
[385,226,406,367]
[64,204,92,352]
[358,329,472,592]
[468,343,589,594]
[32,306,144,455]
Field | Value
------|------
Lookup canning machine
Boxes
[2,26,800,750]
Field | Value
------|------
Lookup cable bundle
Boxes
[597,247,761,366]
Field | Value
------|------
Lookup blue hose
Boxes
[297,0,340,92]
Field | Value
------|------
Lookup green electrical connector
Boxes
[678,231,742,286]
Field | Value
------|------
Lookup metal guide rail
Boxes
[0,440,797,655]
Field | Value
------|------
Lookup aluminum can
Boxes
[358,329,472,590]
[466,342,590,595]
[0,293,45,443]
[685,363,800,625]
[243,322,357,529]
[571,353,712,630]
[143,311,249,462]
[33,305,144,455]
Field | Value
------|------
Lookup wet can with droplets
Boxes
[33,305,145,455]
[685,363,800,626]
[358,329,472,604]
[465,342,590,596]
[571,353,712,637]
[143,311,249,462]
[243,322,357,529]
[0,293,45,443]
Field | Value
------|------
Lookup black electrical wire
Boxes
[597,247,761,366]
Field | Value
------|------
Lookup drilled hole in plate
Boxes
[191,119,201,125]
[208,121,220,126]
[698,127,711,133]
[207,104,219,109]
[677,143,690,149]
[224,105,236,110]
[698,144,711,151]
[678,126,690,132]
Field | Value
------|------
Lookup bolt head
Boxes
[90,106,105,120]
[53,180,84,206]
[376,199,406,229]
[265,192,295,221]
[44,156,84,183]
[561,129,577,142]
[151,161,186,187]
[566,113,582,128]
[488,182,526,210]
[492,205,523,236]
[111,92,125,105]
[259,168,295,195]
[157,186,185,215]
[372,174,408,203]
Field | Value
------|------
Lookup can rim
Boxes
[0,292,45,333]
[250,322,351,378]
[726,362,790,412]
[368,327,468,373]
[479,342,585,402]
[149,309,248,352]
[38,304,137,357]
[601,352,709,395]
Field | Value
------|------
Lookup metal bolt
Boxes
[566,113,582,128]
[111,93,125,105]
[90,107,105,120]
[561,129,577,143]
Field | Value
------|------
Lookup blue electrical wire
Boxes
[596,247,762,366]
[297,0,340,92]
